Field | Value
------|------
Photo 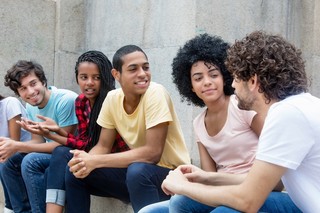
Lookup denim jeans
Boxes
[1,153,31,213]
[46,146,72,206]
[0,162,13,210]
[1,152,51,213]
[65,162,171,213]
[22,152,51,213]
[211,192,302,213]
[138,192,302,213]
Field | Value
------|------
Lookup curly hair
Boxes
[4,60,47,96]
[226,31,308,103]
[172,33,233,107]
[75,50,115,151]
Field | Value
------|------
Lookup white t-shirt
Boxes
[194,95,258,174]
[256,93,320,212]
[0,97,31,141]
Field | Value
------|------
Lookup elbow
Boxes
[148,154,162,164]
[145,150,162,164]
[229,189,260,213]
[236,198,261,213]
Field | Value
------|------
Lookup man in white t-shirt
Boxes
[160,31,320,212]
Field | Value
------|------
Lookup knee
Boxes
[169,195,185,209]
[51,146,71,164]
[20,153,34,170]
[126,162,149,184]
[52,146,71,157]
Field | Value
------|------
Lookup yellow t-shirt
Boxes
[97,82,190,169]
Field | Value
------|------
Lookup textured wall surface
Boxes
[0,0,319,212]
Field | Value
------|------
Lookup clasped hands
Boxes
[161,164,208,196]
[68,150,95,179]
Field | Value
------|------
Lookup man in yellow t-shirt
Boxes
[66,45,190,213]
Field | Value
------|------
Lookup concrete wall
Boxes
[0,0,320,212]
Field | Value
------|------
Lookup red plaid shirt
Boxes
[66,93,129,152]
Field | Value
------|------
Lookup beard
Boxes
[235,94,254,111]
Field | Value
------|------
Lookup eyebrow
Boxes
[128,62,149,67]
[191,68,219,77]
[21,79,37,86]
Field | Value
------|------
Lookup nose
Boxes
[86,77,94,85]
[26,86,35,95]
[231,79,236,88]
[137,67,146,77]
[203,75,212,86]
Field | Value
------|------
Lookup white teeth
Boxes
[136,81,146,85]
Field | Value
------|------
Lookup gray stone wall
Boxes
[0,0,320,212]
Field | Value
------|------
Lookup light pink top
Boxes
[193,95,258,174]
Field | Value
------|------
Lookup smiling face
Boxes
[17,72,50,108]
[77,62,101,106]
[190,61,225,104]
[114,51,151,99]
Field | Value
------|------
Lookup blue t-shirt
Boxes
[26,86,78,142]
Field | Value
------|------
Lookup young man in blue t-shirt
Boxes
[0,60,78,213]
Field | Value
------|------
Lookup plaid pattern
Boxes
[66,93,130,152]
[66,93,91,149]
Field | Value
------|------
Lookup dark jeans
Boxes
[46,146,72,206]
[0,162,13,210]
[65,162,171,213]
[1,152,51,213]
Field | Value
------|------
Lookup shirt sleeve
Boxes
[66,94,90,149]
[55,92,78,127]
[6,97,24,120]
[256,103,314,169]
[144,84,173,129]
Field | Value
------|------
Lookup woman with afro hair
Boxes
[139,33,276,213]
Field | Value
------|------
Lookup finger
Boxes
[36,114,46,121]
[70,162,85,174]
[68,158,84,171]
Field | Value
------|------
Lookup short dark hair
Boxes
[74,50,115,151]
[226,31,308,103]
[4,60,47,96]
[112,45,148,72]
[172,33,233,107]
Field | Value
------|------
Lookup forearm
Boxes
[89,146,160,169]
[55,127,68,137]
[15,141,60,153]
[178,182,250,211]
[44,133,68,146]
[206,172,247,186]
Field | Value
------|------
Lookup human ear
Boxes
[111,69,120,81]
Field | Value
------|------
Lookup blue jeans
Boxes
[65,162,171,213]
[0,162,13,210]
[1,153,31,213]
[1,152,51,213]
[138,192,302,213]
[46,146,72,206]
[211,192,302,213]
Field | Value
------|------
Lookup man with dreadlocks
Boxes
[24,50,130,213]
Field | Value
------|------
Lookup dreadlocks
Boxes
[75,50,114,151]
